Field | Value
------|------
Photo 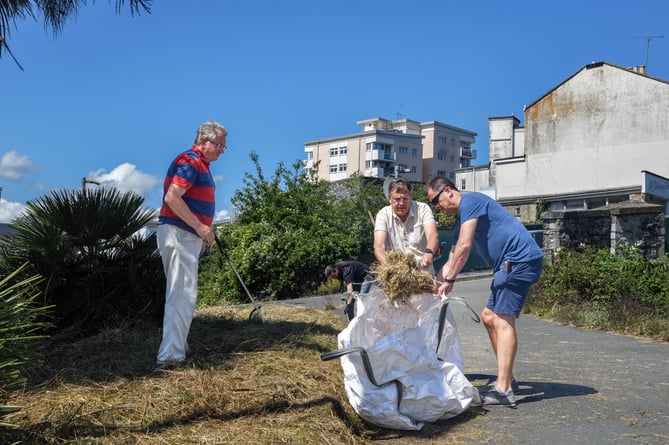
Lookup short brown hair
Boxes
[389,177,411,194]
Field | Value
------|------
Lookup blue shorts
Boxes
[486,257,544,318]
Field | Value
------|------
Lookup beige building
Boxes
[457,61,669,222]
[304,117,476,183]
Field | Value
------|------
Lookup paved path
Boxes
[452,278,669,445]
[279,275,669,444]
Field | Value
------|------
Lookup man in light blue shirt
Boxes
[427,176,544,408]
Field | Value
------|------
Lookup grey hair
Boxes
[194,120,227,144]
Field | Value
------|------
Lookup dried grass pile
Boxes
[372,250,435,303]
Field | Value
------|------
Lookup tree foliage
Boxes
[0,187,164,334]
[199,154,389,303]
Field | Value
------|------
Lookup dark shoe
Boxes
[482,386,517,407]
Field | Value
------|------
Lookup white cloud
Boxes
[215,209,231,221]
[88,163,161,198]
[0,150,38,181]
[0,199,26,223]
[213,174,224,183]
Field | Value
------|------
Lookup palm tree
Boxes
[1,0,152,69]
[0,187,164,334]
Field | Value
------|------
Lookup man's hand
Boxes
[420,252,433,268]
[438,281,454,299]
[196,225,215,244]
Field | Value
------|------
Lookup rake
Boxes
[214,236,265,323]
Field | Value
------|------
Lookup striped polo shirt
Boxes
[159,145,215,234]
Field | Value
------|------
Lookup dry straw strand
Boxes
[372,250,434,302]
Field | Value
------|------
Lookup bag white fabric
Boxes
[331,288,481,430]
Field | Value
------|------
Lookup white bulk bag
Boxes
[321,289,481,431]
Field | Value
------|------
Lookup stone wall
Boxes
[609,203,666,260]
[541,200,665,263]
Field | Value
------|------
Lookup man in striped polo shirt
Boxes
[156,120,227,366]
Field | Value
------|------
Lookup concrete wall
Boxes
[507,63,669,200]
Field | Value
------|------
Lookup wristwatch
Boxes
[424,248,433,255]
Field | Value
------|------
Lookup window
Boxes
[412,148,418,157]
[437,151,446,161]
[307,151,313,160]
[438,136,447,144]
[437,170,446,176]
[329,165,337,173]
[411,166,417,173]
[450,155,455,162]
[460,179,466,190]
[330,147,347,157]
[338,164,347,172]
[365,160,371,168]
[451,138,455,146]
[449,172,455,180]
[398,146,408,155]
[366,142,392,151]
[514,207,521,216]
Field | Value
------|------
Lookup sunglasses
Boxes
[431,186,446,206]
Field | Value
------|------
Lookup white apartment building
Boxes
[456,61,669,222]
[304,117,477,183]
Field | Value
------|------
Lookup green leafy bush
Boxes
[0,188,164,333]
[199,154,384,304]
[528,245,669,339]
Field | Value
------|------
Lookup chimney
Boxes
[639,65,646,74]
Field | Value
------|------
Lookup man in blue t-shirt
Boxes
[426,177,544,408]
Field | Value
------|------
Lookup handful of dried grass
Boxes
[372,250,435,303]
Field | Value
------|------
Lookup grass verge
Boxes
[2,303,487,444]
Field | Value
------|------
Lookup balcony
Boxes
[460,148,477,159]
[366,150,396,162]
[364,167,386,178]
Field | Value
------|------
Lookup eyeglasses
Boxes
[391,196,410,204]
[430,186,446,206]
[207,139,227,151]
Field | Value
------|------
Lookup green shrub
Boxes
[0,188,164,333]
[528,245,669,339]
[0,264,52,427]
[313,278,343,296]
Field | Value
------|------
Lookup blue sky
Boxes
[1,0,668,223]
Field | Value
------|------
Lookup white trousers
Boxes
[156,224,203,363]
